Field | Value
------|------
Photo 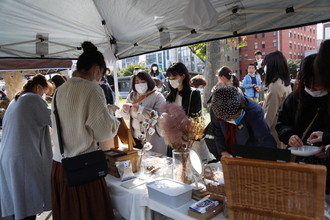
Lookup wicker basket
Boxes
[203,166,226,197]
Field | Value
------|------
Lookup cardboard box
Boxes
[147,178,193,208]
[103,117,138,177]
[188,203,223,220]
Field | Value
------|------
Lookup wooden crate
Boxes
[103,117,138,177]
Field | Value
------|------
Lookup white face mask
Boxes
[135,83,148,94]
[152,67,158,71]
[197,88,204,94]
[169,79,181,89]
[264,65,267,74]
[304,88,328,97]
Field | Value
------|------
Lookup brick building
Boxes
[239,25,317,80]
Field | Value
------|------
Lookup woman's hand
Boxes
[221,152,232,157]
[288,134,303,147]
[107,104,120,112]
[131,104,139,112]
[308,131,323,144]
[122,103,132,112]
[315,145,326,158]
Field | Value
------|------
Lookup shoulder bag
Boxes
[53,92,108,186]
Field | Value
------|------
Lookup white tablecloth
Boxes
[105,175,151,220]
[105,174,228,220]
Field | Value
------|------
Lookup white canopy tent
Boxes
[1,0,330,63]
[1,0,330,103]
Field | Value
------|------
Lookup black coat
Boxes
[166,89,201,117]
[276,92,330,146]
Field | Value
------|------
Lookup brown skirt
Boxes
[51,161,114,220]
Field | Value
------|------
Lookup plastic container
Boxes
[147,178,193,208]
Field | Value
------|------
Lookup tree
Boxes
[118,62,146,77]
[189,37,247,109]
[188,43,206,62]
[188,36,247,63]
[287,59,301,78]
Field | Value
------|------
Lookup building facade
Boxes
[239,25,317,80]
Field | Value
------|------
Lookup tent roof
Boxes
[1,0,330,65]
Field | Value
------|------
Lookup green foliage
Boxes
[188,43,206,62]
[189,37,247,62]
[118,62,147,76]
[287,59,301,78]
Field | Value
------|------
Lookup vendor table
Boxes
[105,174,228,220]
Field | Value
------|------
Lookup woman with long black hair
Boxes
[166,62,202,118]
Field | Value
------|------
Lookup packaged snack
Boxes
[115,160,136,182]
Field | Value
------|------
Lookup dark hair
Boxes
[15,74,52,100]
[217,66,240,88]
[190,75,207,88]
[315,39,330,90]
[150,63,160,77]
[263,50,290,87]
[51,74,67,88]
[166,62,191,98]
[76,41,106,75]
[152,77,163,87]
[254,50,262,56]
[293,54,317,107]
[132,70,155,93]
[248,63,257,69]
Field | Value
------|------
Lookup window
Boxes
[298,44,300,50]
[273,40,277,47]
[262,33,265,38]
[289,42,292,49]
[245,44,248,51]
[239,55,242,62]
[294,54,296,59]
[262,41,265,49]
[254,42,258,49]
[227,56,230,62]
[289,31,292,38]
[273,31,277,36]
[289,52,292,59]
[294,33,296,38]
[244,54,248,61]
[294,43,296,49]
[255,34,258,39]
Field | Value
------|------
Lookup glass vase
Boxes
[172,150,192,184]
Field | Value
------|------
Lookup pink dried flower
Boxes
[159,102,193,152]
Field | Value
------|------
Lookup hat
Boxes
[211,86,241,120]
[254,50,262,56]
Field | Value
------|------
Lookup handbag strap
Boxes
[301,106,322,141]
[132,90,156,104]
[53,92,65,157]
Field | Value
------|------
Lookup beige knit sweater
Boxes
[52,77,119,162]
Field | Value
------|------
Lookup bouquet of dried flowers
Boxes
[159,102,206,152]
[159,102,206,183]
